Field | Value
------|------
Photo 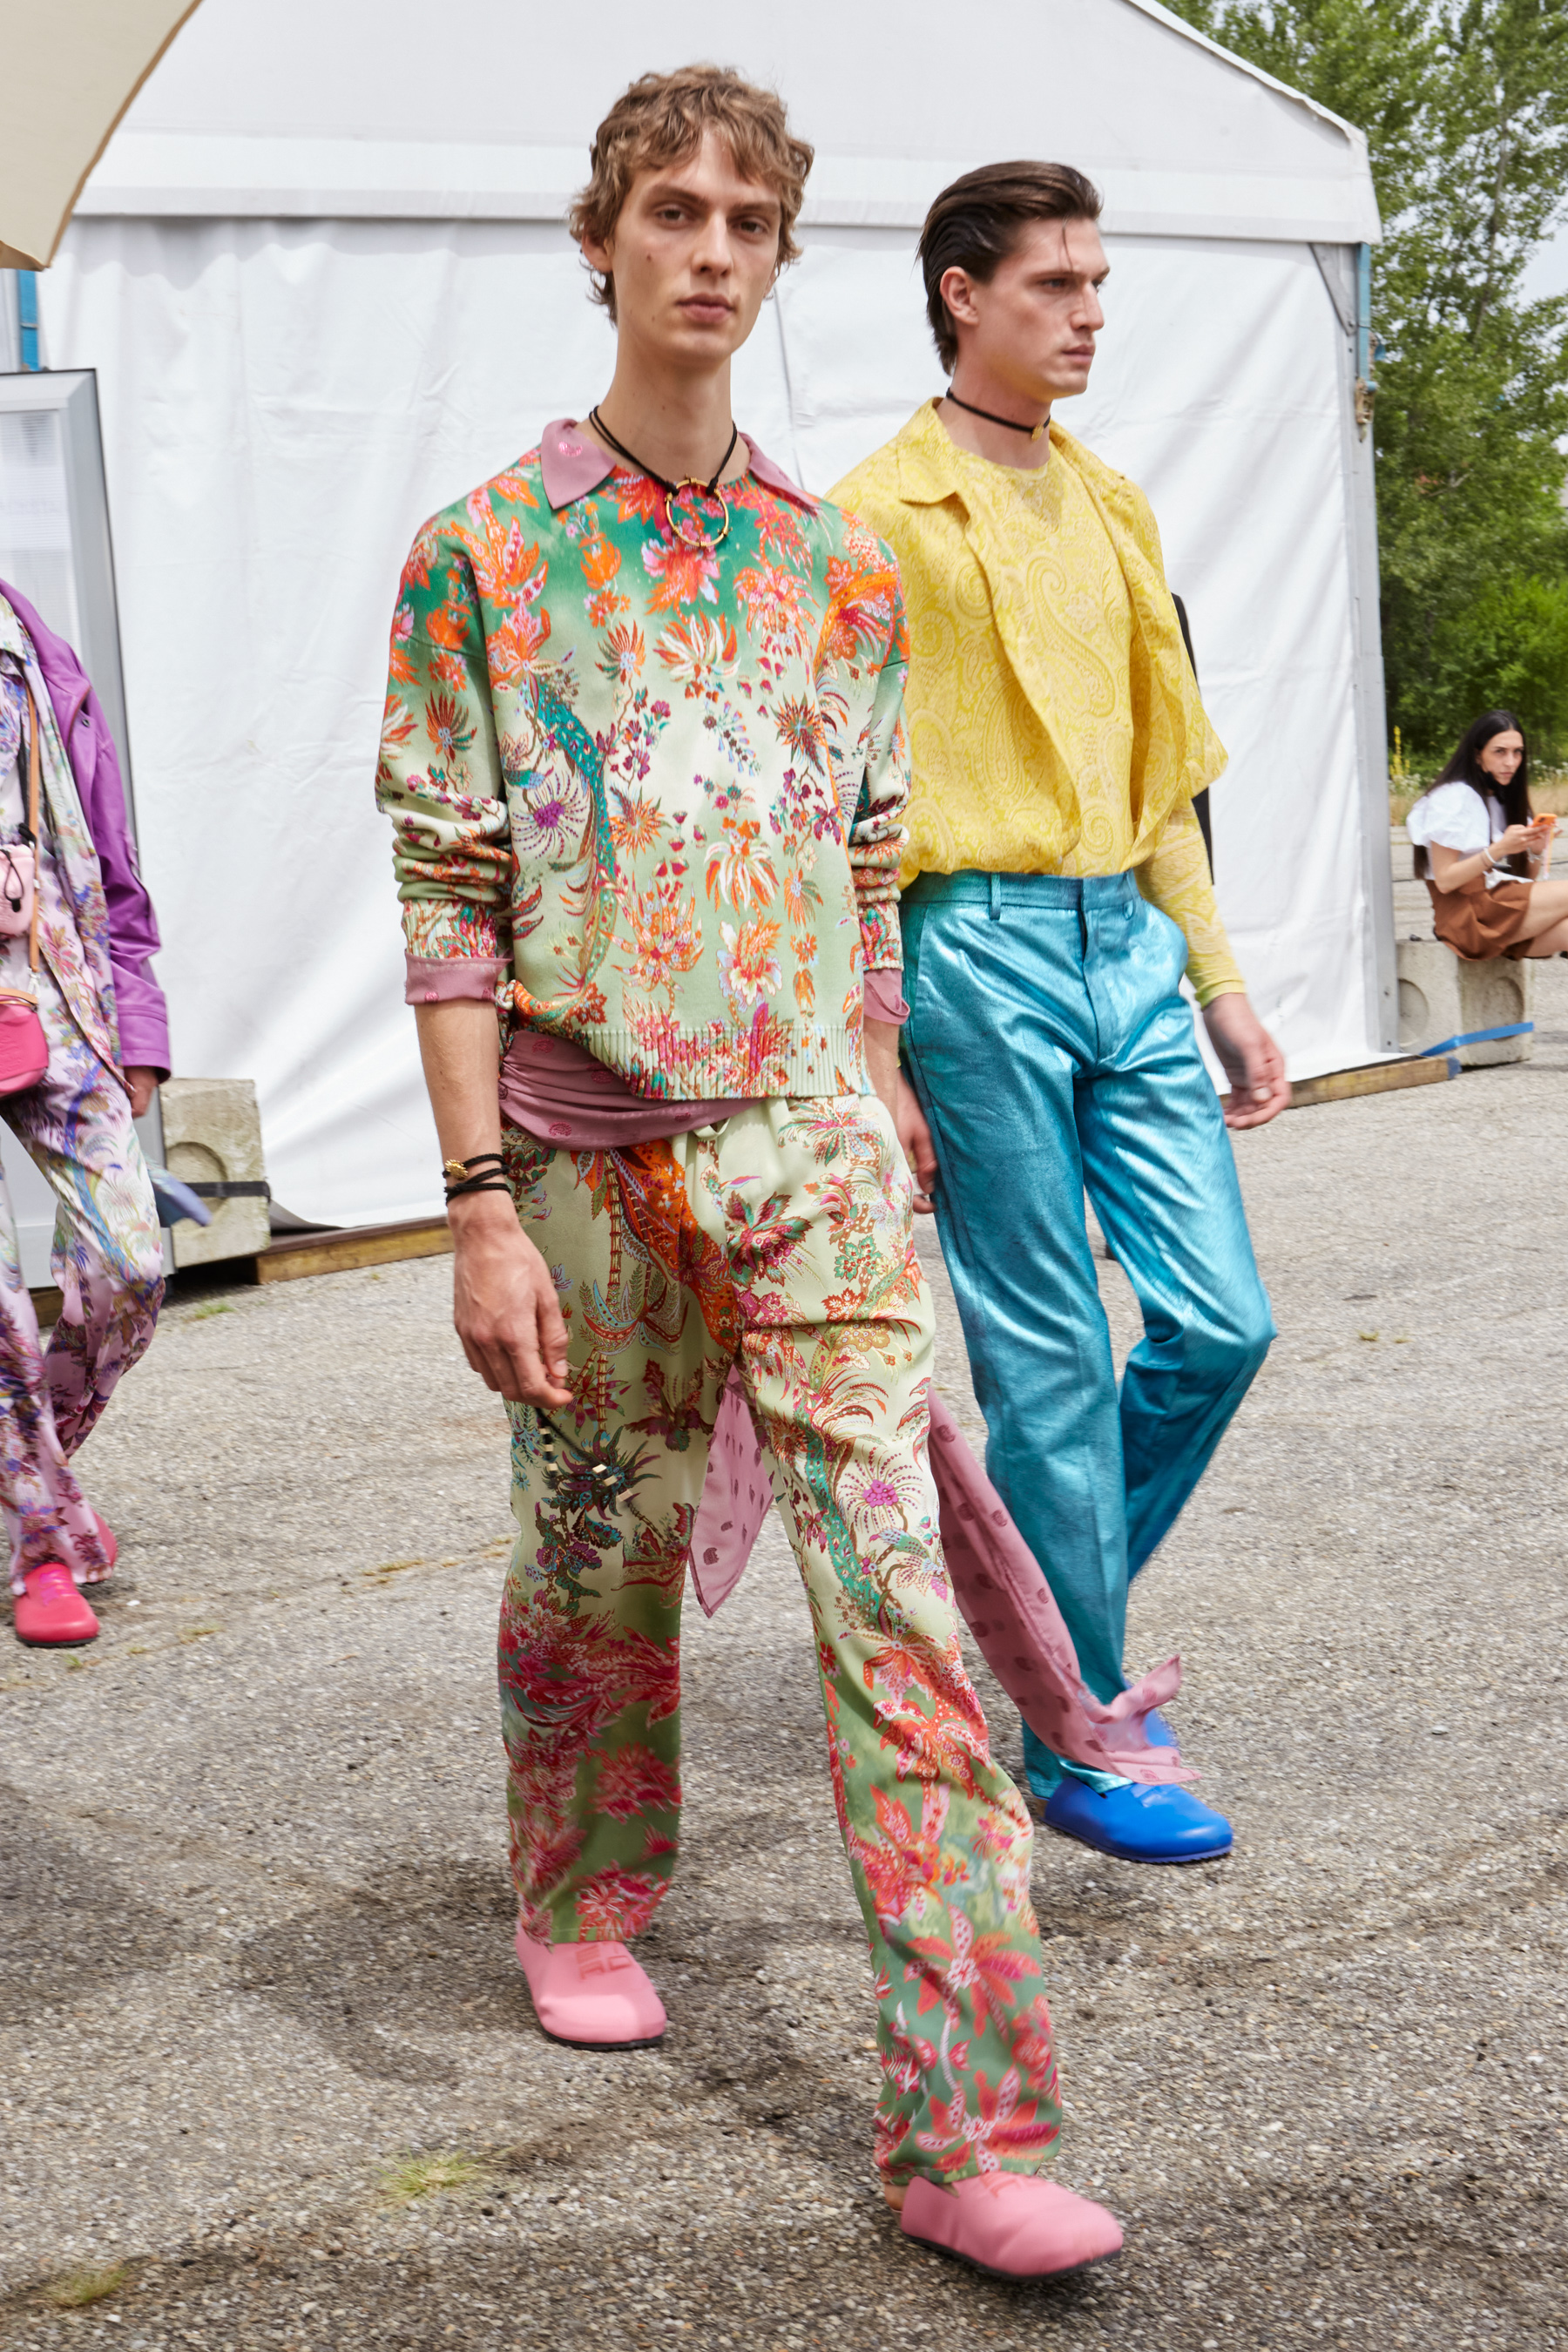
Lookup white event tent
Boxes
[33,0,1393,1227]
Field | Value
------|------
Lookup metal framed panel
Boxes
[0,368,137,817]
[1312,241,1398,1055]
[0,365,166,1283]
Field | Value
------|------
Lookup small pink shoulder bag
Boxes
[0,685,51,1095]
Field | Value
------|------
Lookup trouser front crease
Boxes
[899,872,1274,1798]
[496,1096,1061,2187]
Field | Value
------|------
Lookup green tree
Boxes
[1166,0,1568,760]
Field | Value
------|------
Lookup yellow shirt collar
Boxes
[894,395,1067,509]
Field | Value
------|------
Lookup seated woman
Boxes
[1407,708,1568,959]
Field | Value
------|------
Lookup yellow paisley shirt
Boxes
[833,402,1244,1004]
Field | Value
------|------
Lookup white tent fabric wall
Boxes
[33,0,1388,1229]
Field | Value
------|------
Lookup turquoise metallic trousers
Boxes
[900,871,1274,1798]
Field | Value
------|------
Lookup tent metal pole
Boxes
[17,272,40,371]
[1347,241,1397,1052]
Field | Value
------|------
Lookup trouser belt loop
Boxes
[989,872,1002,923]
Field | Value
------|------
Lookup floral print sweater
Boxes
[376,421,910,1102]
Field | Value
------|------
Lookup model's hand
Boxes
[896,1073,938,1213]
[124,1067,158,1119]
[1202,993,1290,1130]
[449,1193,572,1407]
[1497,822,1537,860]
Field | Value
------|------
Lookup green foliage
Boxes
[1165,0,1568,761]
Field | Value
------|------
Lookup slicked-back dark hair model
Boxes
[917,160,1104,372]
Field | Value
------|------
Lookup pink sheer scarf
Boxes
[688,1368,1188,1785]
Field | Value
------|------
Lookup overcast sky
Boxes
[1522,226,1568,302]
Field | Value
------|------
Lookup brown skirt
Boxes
[1427,876,1533,961]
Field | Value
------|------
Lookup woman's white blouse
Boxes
[1406,781,1514,890]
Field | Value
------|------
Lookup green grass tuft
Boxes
[379,2150,486,2206]
[45,2261,128,2309]
[186,1301,233,1321]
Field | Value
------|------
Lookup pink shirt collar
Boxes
[539,416,818,515]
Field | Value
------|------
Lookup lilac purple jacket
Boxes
[0,579,170,1078]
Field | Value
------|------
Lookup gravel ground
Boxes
[3,974,1565,2351]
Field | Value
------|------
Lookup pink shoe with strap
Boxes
[515,1923,666,2048]
[899,2173,1122,2280]
[14,1564,100,1647]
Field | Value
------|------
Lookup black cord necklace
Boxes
[944,389,1048,442]
[588,408,740,548]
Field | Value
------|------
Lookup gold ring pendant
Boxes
[667,482,731,551]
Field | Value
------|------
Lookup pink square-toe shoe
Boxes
[13,1564,100,1647]
[515,1924,666,2048]
[900,2172,1123,2280]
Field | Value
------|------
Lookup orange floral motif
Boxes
[610,789,663,856]
[424,690,474,763]
[388,603,418,683]
[598,621,645,683]
[612,472,668,529]
[579,527,621,593]
[377,693,416,783]
[820,555,902,669]
[734,560,812,654]
[587,586,630,627]
[643,533,721,612]
[718,916,783,1017]
[657,611,739,690]
[704,814,778,913]
[625,881,704,996]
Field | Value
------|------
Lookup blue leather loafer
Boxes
[1042,1774,1233,1863]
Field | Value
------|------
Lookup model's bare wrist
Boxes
[446,1188,517,1234]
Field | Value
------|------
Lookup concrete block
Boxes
[1396,938,1534,1066]
[159,1077,270,1268]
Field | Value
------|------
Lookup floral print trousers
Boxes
[498,1095,1062,2187]
[1,960,163,1593]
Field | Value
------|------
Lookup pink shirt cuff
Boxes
[404,954,505,1005]
[863,967,909,1024]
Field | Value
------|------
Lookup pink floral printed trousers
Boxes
[498,1096,1062,2187]
[1,963,163,1593]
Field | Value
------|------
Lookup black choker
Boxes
[944,389,1047,442]
[587,408,739,548]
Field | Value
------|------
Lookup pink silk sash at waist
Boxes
[497,970,910,1148]
[499,1028,743,1146]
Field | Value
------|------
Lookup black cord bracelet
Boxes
[444,1173,513,1202]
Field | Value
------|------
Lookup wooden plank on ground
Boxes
[1220,1055,1451,1119]
[1289,1056,1452,1110]
[251,1216,452,1285]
